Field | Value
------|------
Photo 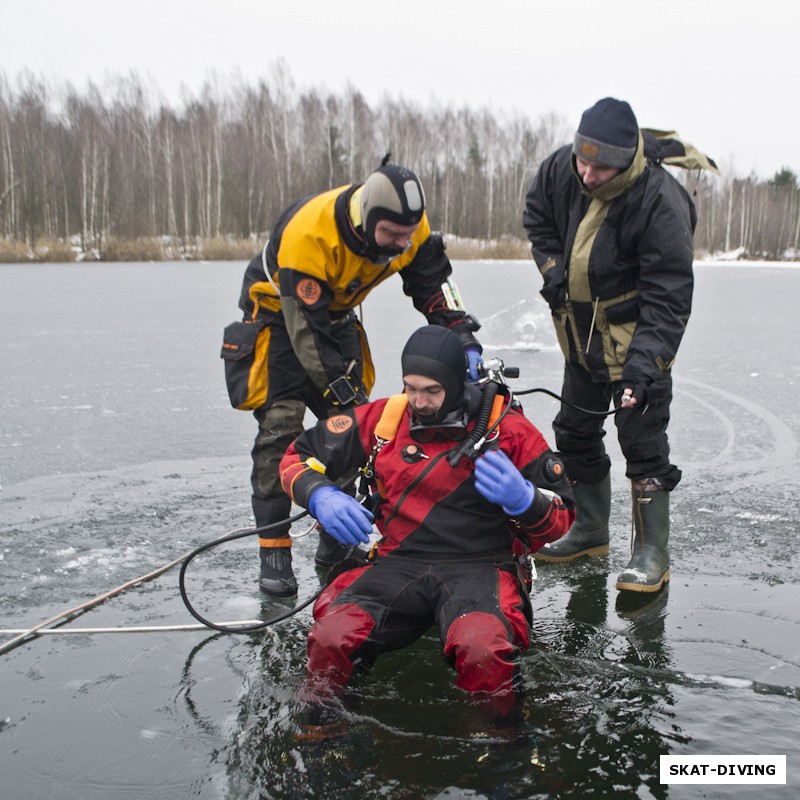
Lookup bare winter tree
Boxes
[1,65,798,261]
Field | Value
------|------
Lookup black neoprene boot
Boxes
[254,494,298,597]
[314,527,370,567]
[534,473,610,562]
[615,482,670,593]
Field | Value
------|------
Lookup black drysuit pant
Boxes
[553,361,681,490]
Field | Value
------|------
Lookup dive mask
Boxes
[408,408,468,444]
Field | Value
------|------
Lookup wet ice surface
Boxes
[1,261,799,799]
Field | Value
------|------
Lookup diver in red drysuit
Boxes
[280,325,575,711]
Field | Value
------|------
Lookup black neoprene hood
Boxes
[401,326,466,417]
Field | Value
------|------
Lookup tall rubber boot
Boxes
[254,494,298,597]
[534,473,611,562]
[615,482,670,593]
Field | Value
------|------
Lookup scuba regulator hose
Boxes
[515,385,628,415]
[178,512,326,634]
[448,379,502,467]
[448,357,622,468]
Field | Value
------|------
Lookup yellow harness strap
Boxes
[374,394,409,441]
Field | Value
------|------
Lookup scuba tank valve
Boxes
[447,357,518,467]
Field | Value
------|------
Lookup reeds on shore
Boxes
[0,234,533,264]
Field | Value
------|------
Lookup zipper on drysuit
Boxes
[584,296,600,355]
[381,450,453,531]
[564,254,600,357]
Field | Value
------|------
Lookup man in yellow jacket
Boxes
[224,164,482,596]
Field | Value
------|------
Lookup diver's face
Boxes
[373,220,419,251]
[403,375,446,417]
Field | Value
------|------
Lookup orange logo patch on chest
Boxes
[326,414,353,434]
[296,277,322,305]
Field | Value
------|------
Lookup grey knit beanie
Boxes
[573,98,639,169]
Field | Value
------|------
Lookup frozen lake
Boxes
[1,258,799,799]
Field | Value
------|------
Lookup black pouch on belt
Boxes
[220,317,269,410]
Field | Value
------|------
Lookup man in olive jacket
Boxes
[522,97,697,593]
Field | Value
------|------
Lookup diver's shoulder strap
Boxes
[359,394,408,496]
[374,394,409,441]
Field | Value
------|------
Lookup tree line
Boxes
[1,66,798,261]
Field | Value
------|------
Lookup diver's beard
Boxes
[410,405,464,426]
[412,409,440,425]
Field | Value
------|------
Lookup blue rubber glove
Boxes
[474,450,535,516]
[465,347,482,381]
[307,486,374,546]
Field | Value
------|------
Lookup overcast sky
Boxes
[4,0,796,180]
